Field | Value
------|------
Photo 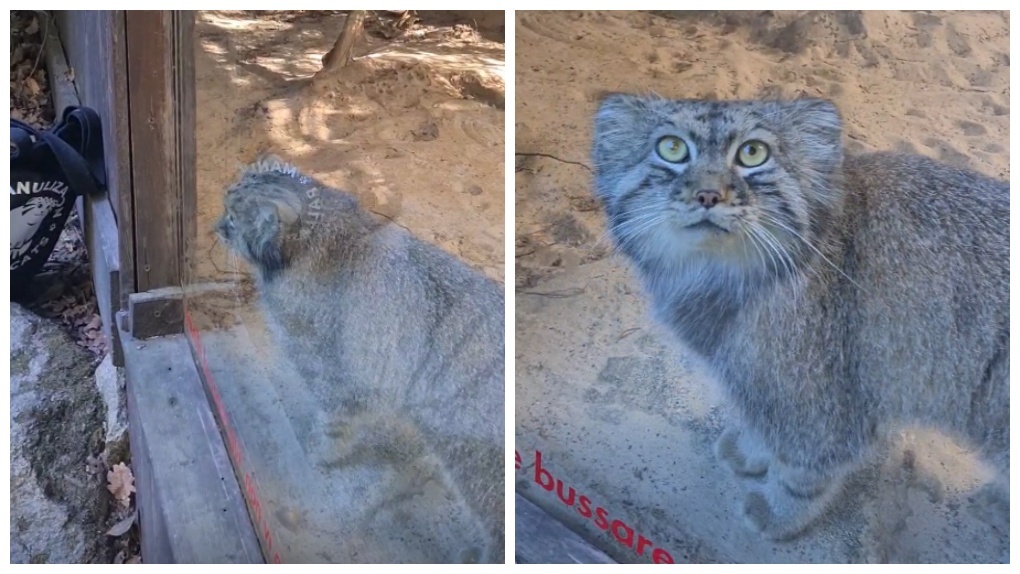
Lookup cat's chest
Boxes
[653,280,805,366]
[259,278,341,344]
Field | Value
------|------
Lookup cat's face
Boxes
[591,95,844,281]
[215,167,305,280]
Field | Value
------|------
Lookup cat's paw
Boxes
[321,420,362,468]
[741,490,822,541]
[740,464,844,541]
[321,413,426,470]
[715,427,770,477]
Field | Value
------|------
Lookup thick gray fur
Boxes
[215,156,505,563]
[591,95,1009,541]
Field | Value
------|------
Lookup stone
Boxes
[94,354,129,464]
[10,303,110,564]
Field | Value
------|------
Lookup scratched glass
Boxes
[185,10,507,563]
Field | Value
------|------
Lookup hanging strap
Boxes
[54,106,107,188]
[9,106,107,197]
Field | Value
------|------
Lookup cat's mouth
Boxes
[685,219,729,233]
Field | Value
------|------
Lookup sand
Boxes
[193,10,505,286]
[514,10,1008,564]
[186,11,505,563]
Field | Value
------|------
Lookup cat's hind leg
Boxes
[715,425,771,477]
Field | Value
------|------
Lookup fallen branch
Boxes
[515,152,593,173]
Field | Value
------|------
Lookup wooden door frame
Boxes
[50,11,261,564]
[55,10,197,362]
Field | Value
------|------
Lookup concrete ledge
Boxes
[515,492,616,564]
[119,318,262,563]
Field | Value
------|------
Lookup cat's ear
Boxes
[779,98,844,174]
[592,93,654,201]
[268,197,300,225]
[787,98,842,135]
[593,92,647,137]
[257,152,286,165]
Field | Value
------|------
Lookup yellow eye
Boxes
[656,136,690,163]
[736,140,770,168]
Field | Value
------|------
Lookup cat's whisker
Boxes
[742,223,782,282]
[758,226,799,285]
[758,213,868,293]
[609,210,670,250]
[748,221,800,282]
[750,209,828,285]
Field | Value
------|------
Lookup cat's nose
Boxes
[695,189,723,208]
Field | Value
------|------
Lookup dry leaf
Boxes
[106,510,137,537]
[107,462,136,508]
[26,17,39,36]
[26,77,40,96]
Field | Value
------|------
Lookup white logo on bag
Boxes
[10,182,69,269]
[11,181,68,195]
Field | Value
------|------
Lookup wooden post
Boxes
[125,10,196,294]
[53,11,132,364]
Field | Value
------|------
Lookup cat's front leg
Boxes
[321,412,424,470]
[741,458,851,541]
[715,425,772,477]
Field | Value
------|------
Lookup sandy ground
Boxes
[186,11,504,563]
[514,11,1008,564]
[192,10,504,286]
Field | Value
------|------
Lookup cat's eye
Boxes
[736,140,770,168]
[656,136,690,163]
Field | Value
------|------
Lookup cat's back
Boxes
[843,152,1008,250]
[837,152,1008,418]
[842,152,1008,294]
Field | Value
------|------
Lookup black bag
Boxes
[10,106,107,298]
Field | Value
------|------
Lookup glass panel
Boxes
[184,10,506,563]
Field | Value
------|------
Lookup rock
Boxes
[94,354,129,464]
[10,303,109,564]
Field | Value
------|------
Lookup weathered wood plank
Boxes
[174,11,198,285]
[125,10,191,291]
[128,287,184,340]
[515,493,617,564]
[85,198,124,365]
[45,11,125,365]
[54,10,135,309]
[119,315,263,564]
